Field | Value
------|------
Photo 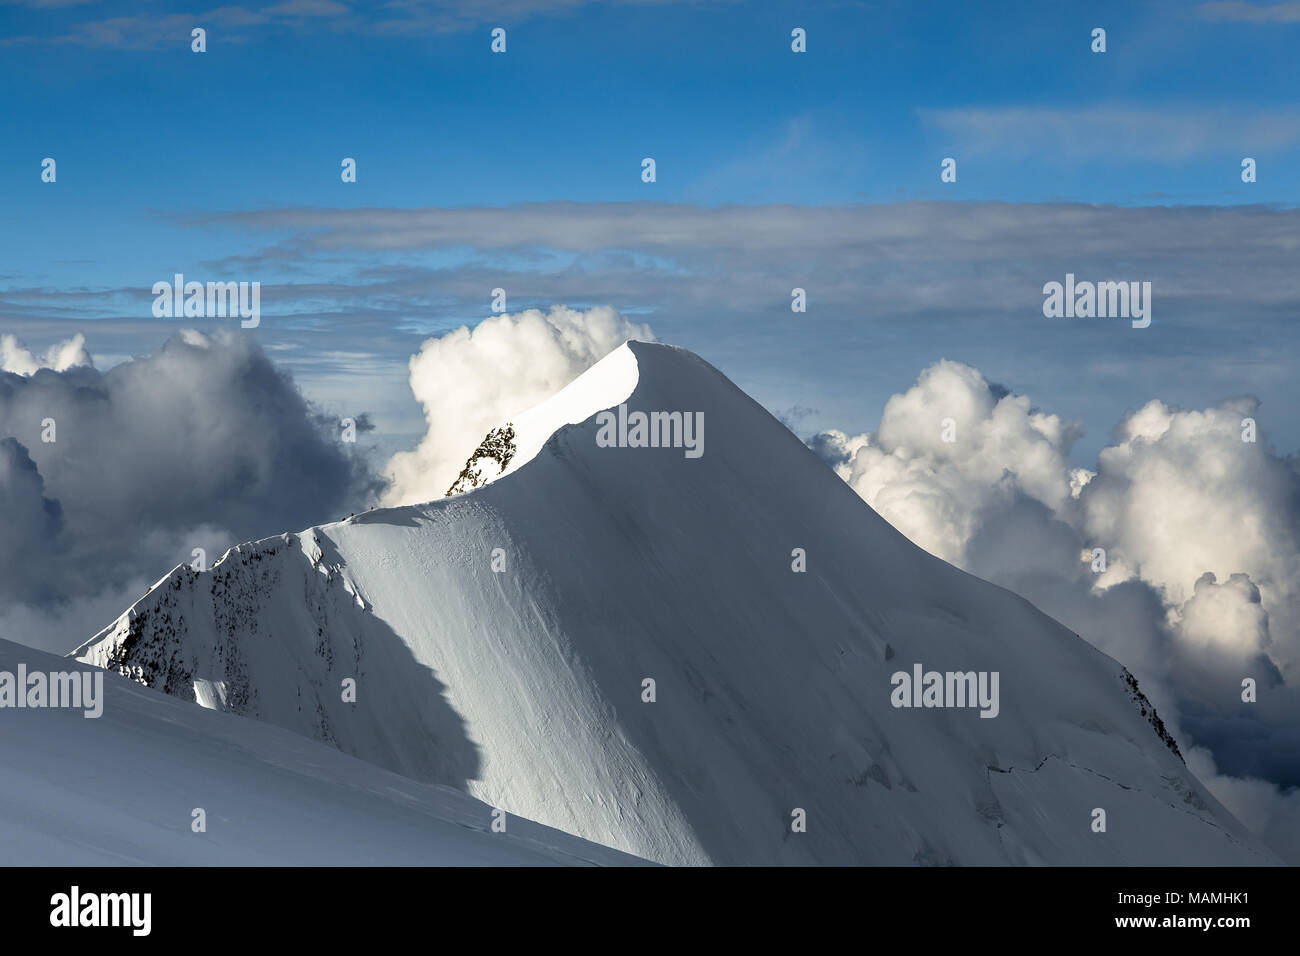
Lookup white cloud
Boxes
[383,305,653,506]
[812,358,1300,859]
[1082,397,1300,676]
[1178,571,1271,658]
[831,360,1081,565]
[0,332,92,375]
[820,359,1298,676]
[0,329,378,643]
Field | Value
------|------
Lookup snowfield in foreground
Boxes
[0,638,644,865]
[75,341,1280,865]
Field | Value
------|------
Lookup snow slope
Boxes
[74,341,1279,866]
[0,637,644,865]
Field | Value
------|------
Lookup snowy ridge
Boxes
[75,341,1280,865]
[0,638,645,865]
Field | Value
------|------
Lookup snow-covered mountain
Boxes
[73,341,1279,865]
[0,637,644,865]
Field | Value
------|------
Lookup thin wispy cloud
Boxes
[919,105,1300,160]
[187,199,1300,257]
[1198,1,1300,22]
[185,201,1300,323]
[1,0,101,8]
[1,0,741,47]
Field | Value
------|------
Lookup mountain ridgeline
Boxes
[73,342,1278,866]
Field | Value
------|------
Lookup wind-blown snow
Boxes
[493,340,640,484]
[75,341,1280,866]
[0,638,644,865]
[445,342,640,495]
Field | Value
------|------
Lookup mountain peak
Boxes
[446,339,644,497]
[72,341,1278,866]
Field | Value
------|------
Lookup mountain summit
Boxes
[74,341,1277,865]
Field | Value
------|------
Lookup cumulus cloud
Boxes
[0,330,380,652]
[1179,572,1271,657]
[384,305,653,506]
[810,358,1300,860]
[823,360,1086,566]
[1084,397,1300,675]
[0,332,92,375]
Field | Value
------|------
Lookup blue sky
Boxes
[7,0,1300,216]
[3,0,1300,463]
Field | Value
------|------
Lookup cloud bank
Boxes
[809,359,1300,859]
[0,329,379,652]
